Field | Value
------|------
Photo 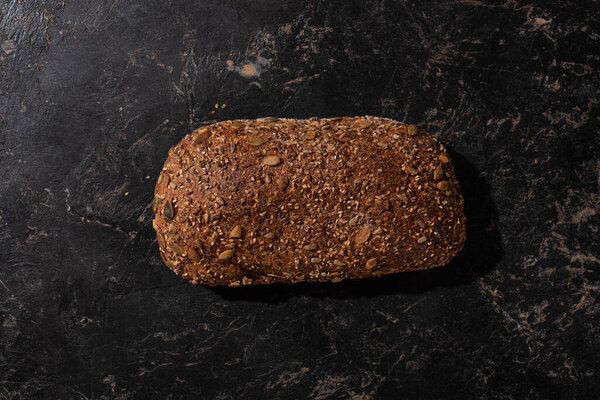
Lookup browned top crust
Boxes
[152,116,466,286]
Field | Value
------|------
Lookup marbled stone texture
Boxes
[0,0,598,398]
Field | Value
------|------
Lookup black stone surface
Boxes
[1,0,599,398]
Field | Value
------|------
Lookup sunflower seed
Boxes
[355,227,371,245]
[417,236,427,244]
[215,196,225,206]
[193,128,211,144]
[171,243,185,255]
[276,176,289,190]
[333,259,346,267]
[264,232,276,239]
[373,227,383,235]
[152,196,159,213]
[433,165,444,180]
[257,117,279,122]
[230,225,243,239]
[218,249,235,261]
[331,277,343,283]
[349,216,360,226]
[358,120,373,129]
[157,233,166,249]
[310,257,322,264]
[439,154,449,163]
[436,181,450,191]
[263,155,281,166]
[376,199,390,211]
[304,242,318,251]
[248,136,266,146]
[164,201,174,220]
[453,223,462,237]
[406,165,418,175]
[165,261,177,270]
[417,220,425,228]
[365,258,377,269]
[188,248,201,262]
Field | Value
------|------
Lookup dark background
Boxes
[1,0,599,399]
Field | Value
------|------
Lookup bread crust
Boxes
[152,116,466,286]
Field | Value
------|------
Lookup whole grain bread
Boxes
[152,116,466,286]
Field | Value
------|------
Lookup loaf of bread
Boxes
[152,116,466,286]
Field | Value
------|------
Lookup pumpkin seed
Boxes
[171,243,185,255]
[433,165,444,180]
[310,257,322,264]
[331,276,343,283]
[439,154,449,163]
[365,258,377,269]
[285,120,296,129]
[193,128,211,144]
[257,117,279,122]
[305,130,316,140]
[218,249,236,261]
[355,227,371,245]
[407,124,418,135]
[248,136,266,146]
[263,155,281,166]
[188,248,201,262]
[276,176,289,191]
[230,225,243,239]
[164,201,174,220]
[417,236,427,244]
[304,242,318,251]
[437,181,450,191]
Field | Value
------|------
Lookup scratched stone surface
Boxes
[0,0,599,399]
